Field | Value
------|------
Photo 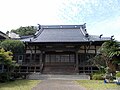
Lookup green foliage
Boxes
[92,69,105,80]
[94,68,105,74]
[89,55,106,68]
[0,80,40,90]
[99,40,120,58]
[116,72,120,77]
[90,40,120,74]
[11,26,37,36]
[0,48,18,82]
[0,40,25,54]
[76,80,120,90]
[0,48,13,66]
[0,48,18,68]
[0,73,10,82]
[92,74,104,80]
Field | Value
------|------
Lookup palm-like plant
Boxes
[99,40,120,73]
[90,40,120,74]
[100,40,120,57]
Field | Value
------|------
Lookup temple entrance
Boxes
[45,53,75,64]
[43,52,76,74]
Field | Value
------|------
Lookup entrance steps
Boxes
[42,65,76,75]
[28,73,90,80]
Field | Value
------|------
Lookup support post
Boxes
[1,64,4,73]
[27,66,28,73]
[34,46,36,65]
[24,43,27,64]
[34,66,36,73]
[19,67,21,73]
[75,51,79,74]
[95,45,97,54]
[40,51,43,73]
[40,51,43,64]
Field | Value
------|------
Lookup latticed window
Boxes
[45,54,75,63]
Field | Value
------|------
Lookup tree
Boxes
[11,26,37,36]
[90,40,120,74]
[0,48,18,82]
[0,40,25,54]
[0,48,15,70]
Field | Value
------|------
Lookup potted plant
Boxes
[116,71,120,85]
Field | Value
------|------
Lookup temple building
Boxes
[15,24,111,74]
[0,31,9,40]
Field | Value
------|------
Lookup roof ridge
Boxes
[0,31,9,39]
[80,26,90,41]
[41,25,84,29]
[34,28,44,38]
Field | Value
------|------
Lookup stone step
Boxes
[28,73,90,80]
[43,66,75,74]
[43,69,76,74]
[42,72,76,75]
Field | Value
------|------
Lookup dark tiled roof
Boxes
[21,24,111,43]
[0,31,9,39]
[88,35,110,41]
[20,35,33,39]
[33,28,87,42]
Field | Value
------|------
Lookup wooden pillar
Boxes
[34,66,36,73]
[95,45,97,54]
[40,51,43,64]
[24,43,27,64]
[27,45,34,65]
[27,66,28,73]
[84,45,86,54]
[30,53,32,64]
[34,46,36,64]
[91,67,93,74]
[75,51,79,74]
[39,51,43,73]
[19,67,21,73]
[1,64,4,73]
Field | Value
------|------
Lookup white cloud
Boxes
[0,0,61,32]
[88,16,120,41]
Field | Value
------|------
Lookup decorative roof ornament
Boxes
[37,24,41,31]
[99,34,103,38]
[83,23,86,29]
[85,33,89,38]
[111,35,114,40]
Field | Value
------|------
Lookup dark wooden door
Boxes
[45,53,75,65]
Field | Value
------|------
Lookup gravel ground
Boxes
[32,80,86,90]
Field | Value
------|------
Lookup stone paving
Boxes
[32,80,86,90]
[28,74,90,80]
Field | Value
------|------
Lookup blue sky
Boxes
[0,0,120,41]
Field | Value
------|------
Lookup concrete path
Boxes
[32,80,86,90]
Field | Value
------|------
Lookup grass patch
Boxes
[76,80,120,90]
[0,80,40,90]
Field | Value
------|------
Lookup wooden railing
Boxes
[14,63,44,73]
[78,65,99,74]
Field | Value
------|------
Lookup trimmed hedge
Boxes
[92,74,104,80]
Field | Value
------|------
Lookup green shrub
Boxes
[0,73,10,82]
[0,73,16,83]
[116,72,120,77]
[92,74,104,80]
